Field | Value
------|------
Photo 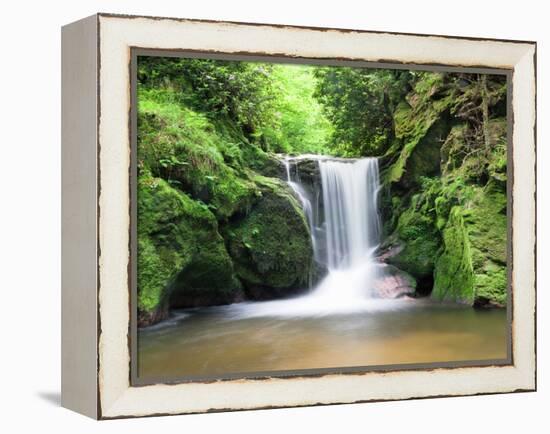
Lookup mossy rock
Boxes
[440,123,468,176]
[383,73,454,186]
[432,186,507,306]
[225,176,314,298]
[467,186,507,307]
[401,116,449,186]
[432,206,475,304]
[293,158,322,186]
[252,152,287,179]
[441,118,507,184]
[486,118,508,186]
[137,174,241,326]
[386,197,441,286]
[137,96,260,220]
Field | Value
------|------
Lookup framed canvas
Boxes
[61,13,537,419]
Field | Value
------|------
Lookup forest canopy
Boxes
[138,57,505,160]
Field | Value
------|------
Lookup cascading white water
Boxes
[229,156,388,318]
[320,158,381,270]
[284,158,319,266]
[305,157,382,307]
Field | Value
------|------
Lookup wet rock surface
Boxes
[372,264,416,299]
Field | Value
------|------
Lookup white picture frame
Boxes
[61,13,536,419]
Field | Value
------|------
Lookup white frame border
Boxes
[96,14,536,419]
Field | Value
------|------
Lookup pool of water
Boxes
[137,298,508,380]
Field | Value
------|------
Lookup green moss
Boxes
[433,206,475,303]
[440,124,468,176]
[137,236,184,314]
[387,196,441,279]
[486,118,508,184]
[467,187,507,262]
[432,186,507,306]
[474,262,507,306]
[434,196,450,230]
[380,193,402,237]
[225,176,313,292]
[466,186,507,306]
[251,153,285,179]
[384,73,454,185]
[441,118,507,185]
[138,88,260,220]
[137,173,240,322]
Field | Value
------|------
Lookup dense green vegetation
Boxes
[380,72,508,307]
[314,68,411,156]
[138,58,332,156]
[137,56,508,326]
[136,57,327,325]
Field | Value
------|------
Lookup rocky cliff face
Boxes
[379,72,508,307]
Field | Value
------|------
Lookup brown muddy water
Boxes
[137,298,508,380]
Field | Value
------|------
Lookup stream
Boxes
[138,300,507,379]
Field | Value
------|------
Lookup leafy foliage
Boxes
[314,67,412,156]
[138,57,276,145]
[264,65,333,154]
[137,88,260,220]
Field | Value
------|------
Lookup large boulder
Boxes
[385,194,441,293]
[224,176,314,299]
[372,264,416,299]
[253,153,287,180]
[432,186,507,307]
[432,206,475,304]
[138,108,260,221]
[467,187,507,307]
[137,173,242,327]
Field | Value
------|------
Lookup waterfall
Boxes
[229,155,387,318]
[309,158,382,305]
[283,158,319,266]
[283,156,382,306]
[284,156,381,271]
[319,158,381,270]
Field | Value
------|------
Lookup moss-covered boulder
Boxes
[225,176,314,299]
[138,98,260,221]
[137,173,242,327]
[383,177,442,294]
[432,186,507,307]
[467,187,507,307]
[432,206,475,304]
[252,153,287,179]
[385,191,441,291]
[382,73,453,187]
